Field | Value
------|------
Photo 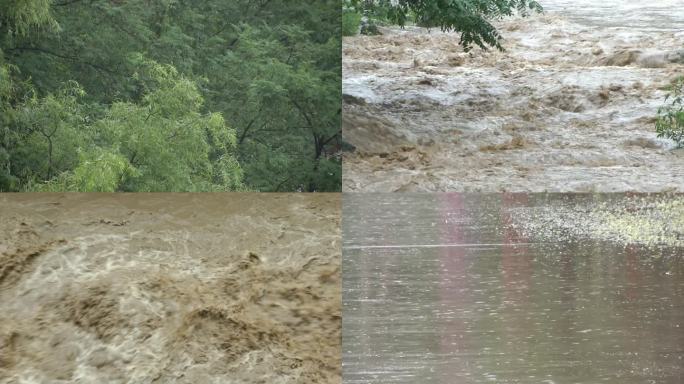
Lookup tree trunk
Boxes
[46,136,53,180]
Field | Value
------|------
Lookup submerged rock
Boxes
[666,49,684,64]
[359,17,382,36]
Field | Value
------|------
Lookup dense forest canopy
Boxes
[0,0,341,191]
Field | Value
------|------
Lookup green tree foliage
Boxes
[343,9,362,37]
[0,0,57,37]
[12,82,87,184]
[656,77,684,148]
[0,0,341,191]
[5,61,243,192]
[350,0,542,51]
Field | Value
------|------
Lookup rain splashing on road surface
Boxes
[343,193,684,383]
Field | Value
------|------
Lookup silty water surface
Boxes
[342,1,684,192]
[542,0,684,30]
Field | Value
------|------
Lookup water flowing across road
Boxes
[343,193,684,383]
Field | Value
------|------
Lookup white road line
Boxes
[343,243,541,250]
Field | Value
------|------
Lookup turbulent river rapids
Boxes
[0,194,341,384]
[342,0,684,192]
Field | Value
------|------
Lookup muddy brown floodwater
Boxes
[0,193,341,384]
[342,1,684,192]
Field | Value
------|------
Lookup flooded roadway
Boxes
[342,1,684,192]
[343,194,684,383]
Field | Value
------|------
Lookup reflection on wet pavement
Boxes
[343,194,684,383]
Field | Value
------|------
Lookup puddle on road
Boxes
[342,1,684,192]
[0,194,341,384]
[343,194,684,383]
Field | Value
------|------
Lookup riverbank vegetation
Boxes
[343,0,542,50]
[1,0,341,192]
[656,77,684,148]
